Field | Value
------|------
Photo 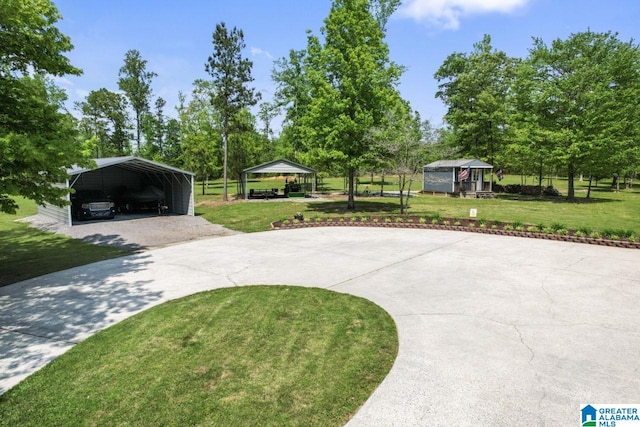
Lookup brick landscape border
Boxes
[271,216,640,250]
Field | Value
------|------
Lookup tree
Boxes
[178,81,222,194]
[228,109,265,195]
[205,22,260,201]
[502,59,556,193]
[76,88,131,157]
[257,101,279,161]
[298,0,403,210]
[434,35,515,167]
[162,118,182,167]
[272,49,315,163]
[527,31,640,200]
[370,100,427,213]
[0,0,87,214]
[118,49,157,155]
[141,96,167,161]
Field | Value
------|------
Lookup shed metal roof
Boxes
[243,158,316,175]
[424,159,493,169]
[69,156,194,176]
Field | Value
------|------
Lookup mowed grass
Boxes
[197,175,640,235]
[0,198,128,287]
[2,174,638,285]
[0,286,398,427]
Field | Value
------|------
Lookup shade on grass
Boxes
[0,286,398,426]
[0,198,128,287]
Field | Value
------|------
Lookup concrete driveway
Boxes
[1,228,639,426]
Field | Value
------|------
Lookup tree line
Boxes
[2,0,639,214]
[434,32,640,200]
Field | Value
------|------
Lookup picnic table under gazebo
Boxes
[242,159,316,200]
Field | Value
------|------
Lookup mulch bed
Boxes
[271,216,640,249]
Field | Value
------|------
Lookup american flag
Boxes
[458,166,470,181]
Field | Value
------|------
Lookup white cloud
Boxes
[250,47,273,60]
[398,0,531,30]
[51,75,74,87]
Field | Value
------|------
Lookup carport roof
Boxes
[243,158,316,175]
[68,156,194,177]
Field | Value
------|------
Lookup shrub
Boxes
[589,231,601,239]
[419,217,427,224]
[550,223,567,233]
[574,230,585,238]
[578,226,592,235]
[503,224,513,231]
[512,220,524,230]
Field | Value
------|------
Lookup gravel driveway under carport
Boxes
[1,227,639,425]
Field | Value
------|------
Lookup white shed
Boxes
[38,156,195,226]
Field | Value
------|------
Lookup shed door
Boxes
[476,170,483,191]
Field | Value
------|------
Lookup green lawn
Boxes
[0,286,398,427]
[0,198,128,287]
[197,175,640,235]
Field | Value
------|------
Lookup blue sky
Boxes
[54,0,639,131]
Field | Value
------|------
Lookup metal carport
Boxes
[242,159,316,199]
[38,156,195,226]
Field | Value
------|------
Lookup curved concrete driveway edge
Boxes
[1,228,639,425]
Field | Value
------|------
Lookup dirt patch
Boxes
[22,214,239,251]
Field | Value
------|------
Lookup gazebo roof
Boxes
[243,158,316,175]
[424,159,493,169]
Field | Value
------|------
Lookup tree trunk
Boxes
[407,178,413,211]
[398,174,405,214]
[380,172,385,196]
[202,178,205,195]
[347,167,356,211]
[538,156,543,196]
[587,175,593,199]
[136,111,141,155]
[567,163,575,200]
[222,116,229,202]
